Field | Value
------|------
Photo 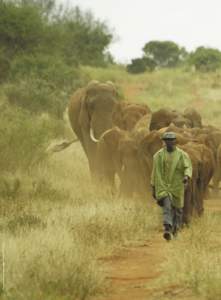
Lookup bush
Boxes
[5,77,72,118]
[5,79,65,118]
[0,47,10,82]
[0,104,64,172]
[10,53,80,89]
[126,58,147,74]
[189,47,221,72]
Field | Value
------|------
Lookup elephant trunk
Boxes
[90,113,113,142]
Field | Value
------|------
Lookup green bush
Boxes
[189,47,221,72]
[0,104,64,172]
[0,47,10,82]
[126,58,147,74]
[5,78,69,118]
[10,53,81,89]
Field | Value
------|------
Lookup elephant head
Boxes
[172,116,192,128]
[118,135,148,197]
[183,107,202,128]
[83,81,118,142]
[149,108,180,131]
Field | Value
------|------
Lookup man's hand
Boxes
[183,175,189,188]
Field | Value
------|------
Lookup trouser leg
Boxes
[162,196,173,227]
[173,207,183,235]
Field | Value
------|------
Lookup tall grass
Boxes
[0,141,160,300]
[2,66,221,299]
[160,212,221,300]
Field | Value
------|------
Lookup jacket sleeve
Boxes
[183,152,192,178]
[151,156,156,186]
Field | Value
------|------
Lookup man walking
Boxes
[151,132,192,240]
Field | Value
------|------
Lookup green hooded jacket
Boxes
[151,146,192,208]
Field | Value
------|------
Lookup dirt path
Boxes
[92,199,220,300]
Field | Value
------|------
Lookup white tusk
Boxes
[90,128,99,143]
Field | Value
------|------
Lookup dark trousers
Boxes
[159,196,183,234]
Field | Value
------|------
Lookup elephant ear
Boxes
[105,81,121,98]
[78,88,92,130]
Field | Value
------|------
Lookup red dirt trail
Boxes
[91,200,220,300]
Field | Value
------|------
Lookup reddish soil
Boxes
[92,199,220,300]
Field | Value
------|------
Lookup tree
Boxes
[126,58,147,74]
[60,7,113,66]
[142,40,185,68]
[0,1,46,56]
[0,1,113,72]
[143,57,156,71]
[189,47,221,72]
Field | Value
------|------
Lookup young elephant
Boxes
[96,126,150,197]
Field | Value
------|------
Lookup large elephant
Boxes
[68,81,151,177]
[68,81,119,176]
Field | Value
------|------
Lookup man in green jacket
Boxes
[151,131,192,240]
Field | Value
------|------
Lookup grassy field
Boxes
[1,66,221,299]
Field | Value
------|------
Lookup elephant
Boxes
[183,107,202,128]
[68,80,120,176]
[50,81,152,183]
[172,116,192,128]
[119,127,214,221]
[189,126,221,193]
[95,122,214,221]
[95,127,128,189]
[149,108,179,131]
[112,102,151,131]
[180,142,214,223]
[213,143,221,193]
[95,122,152,196]
[149,107,202,131]
[94,106,152,196]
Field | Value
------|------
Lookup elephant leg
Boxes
[183,185,192,224]
[212,169,220,195]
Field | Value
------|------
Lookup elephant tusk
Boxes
[90,128,99,143]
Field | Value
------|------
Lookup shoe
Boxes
[163,230,172,241]
[163,224,173,241]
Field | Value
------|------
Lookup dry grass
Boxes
[160,211,221,300]
[0,143,160,300]
[1,67,221,299]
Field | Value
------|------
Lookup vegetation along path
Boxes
[92,199,220,300]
